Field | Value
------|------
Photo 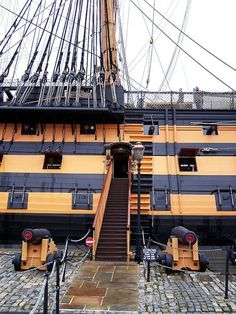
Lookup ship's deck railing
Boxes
[124,90,236,110]
[1,80,236,110]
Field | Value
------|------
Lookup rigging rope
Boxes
[0,0,44,84]
[0,0,32,54]
[142,0,236,73]
[159,0,192,91]
[146,0,155,88]
[116,0,131,93]
[130,0,236,92]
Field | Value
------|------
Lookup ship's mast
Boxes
[100,0,119,84]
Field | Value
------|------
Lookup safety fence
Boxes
[1,80,236,110]
[142,236,236,300]
[125,91,236,110]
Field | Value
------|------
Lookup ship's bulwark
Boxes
[0,108,235,245]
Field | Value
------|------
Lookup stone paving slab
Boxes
[61,261,139,312]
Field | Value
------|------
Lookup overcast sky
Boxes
[121,0,236,92]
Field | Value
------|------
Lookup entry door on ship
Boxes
[113,154,128,178]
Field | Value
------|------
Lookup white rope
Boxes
[67,248,91,267]
[152,262,223,276]
[29,279,47,314]
[69,229,91,243]
[150,238,225,253]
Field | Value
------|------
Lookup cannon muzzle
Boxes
[171,226,197,245]
[22,228,51,244]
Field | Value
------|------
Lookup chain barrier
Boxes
[149,261,223,276]
[0,251,16,256]
[150,238,225,253]
[144,239,235,300]
[0,229,92,313]
[69,229,91,243]
[29,261,56,314]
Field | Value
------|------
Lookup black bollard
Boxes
[43,272,49,314]
[147,260,151,282]
[56,259,60,314]
[224,248,230,299]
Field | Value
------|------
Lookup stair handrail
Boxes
[92,159,113,258]
[127,159,132,261]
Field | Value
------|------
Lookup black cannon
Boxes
[12,228,61,271]
[171,226,197,245]
[21,228,52,244]
[157,226,208,272]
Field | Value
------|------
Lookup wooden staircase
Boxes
[95,178,128,261]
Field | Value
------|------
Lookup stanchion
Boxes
[224,248,230,299]
[43,272,49,314]
[147,260,151,282]
[56,259,60,314]
[62,237,69,282]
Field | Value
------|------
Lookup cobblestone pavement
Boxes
[0,250,236,313]
[0,248,87,313]
[139,262,236,314]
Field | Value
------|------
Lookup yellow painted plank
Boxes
[152,156,236,175]
[0,193,8,210]
[0,191,100,214]
[1,123,236,144]
[1,154,236,175]
[0,155,105,174]
[28,193,72,212]
[170,194,217,215]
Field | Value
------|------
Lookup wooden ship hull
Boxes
[0,0,235,260]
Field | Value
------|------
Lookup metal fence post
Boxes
[56,259,60,314]
[147,260,151,282]
[43,272,49,314]
[224,248,230,299]
[62,237,69,282]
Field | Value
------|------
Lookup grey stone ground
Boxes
[0,250,236,313]
[139,262,236,314]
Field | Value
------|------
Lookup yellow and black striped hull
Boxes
[0,108,235,244]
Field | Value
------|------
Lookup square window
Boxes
[178,157,197,172]
[203,125,218,135]
[144,124,158,135]
[21,123,38,135]
[178,148,198,172]
[80,123,96,134]
[43,152,62,169]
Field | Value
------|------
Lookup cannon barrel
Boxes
[22,228,51,244]
[171,226,197,245]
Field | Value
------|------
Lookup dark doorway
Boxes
[114,154,128,178]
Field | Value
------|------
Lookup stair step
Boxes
[97,245,126,250]
[95,256,127,261]
[101,228,127,232]
[129,135,153,142]
[125,124,143,134]
[103,218,127,221]
[102,230,127,239]
[95,176,129,261]
[99,234,127,244]
[102,223,127,228]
